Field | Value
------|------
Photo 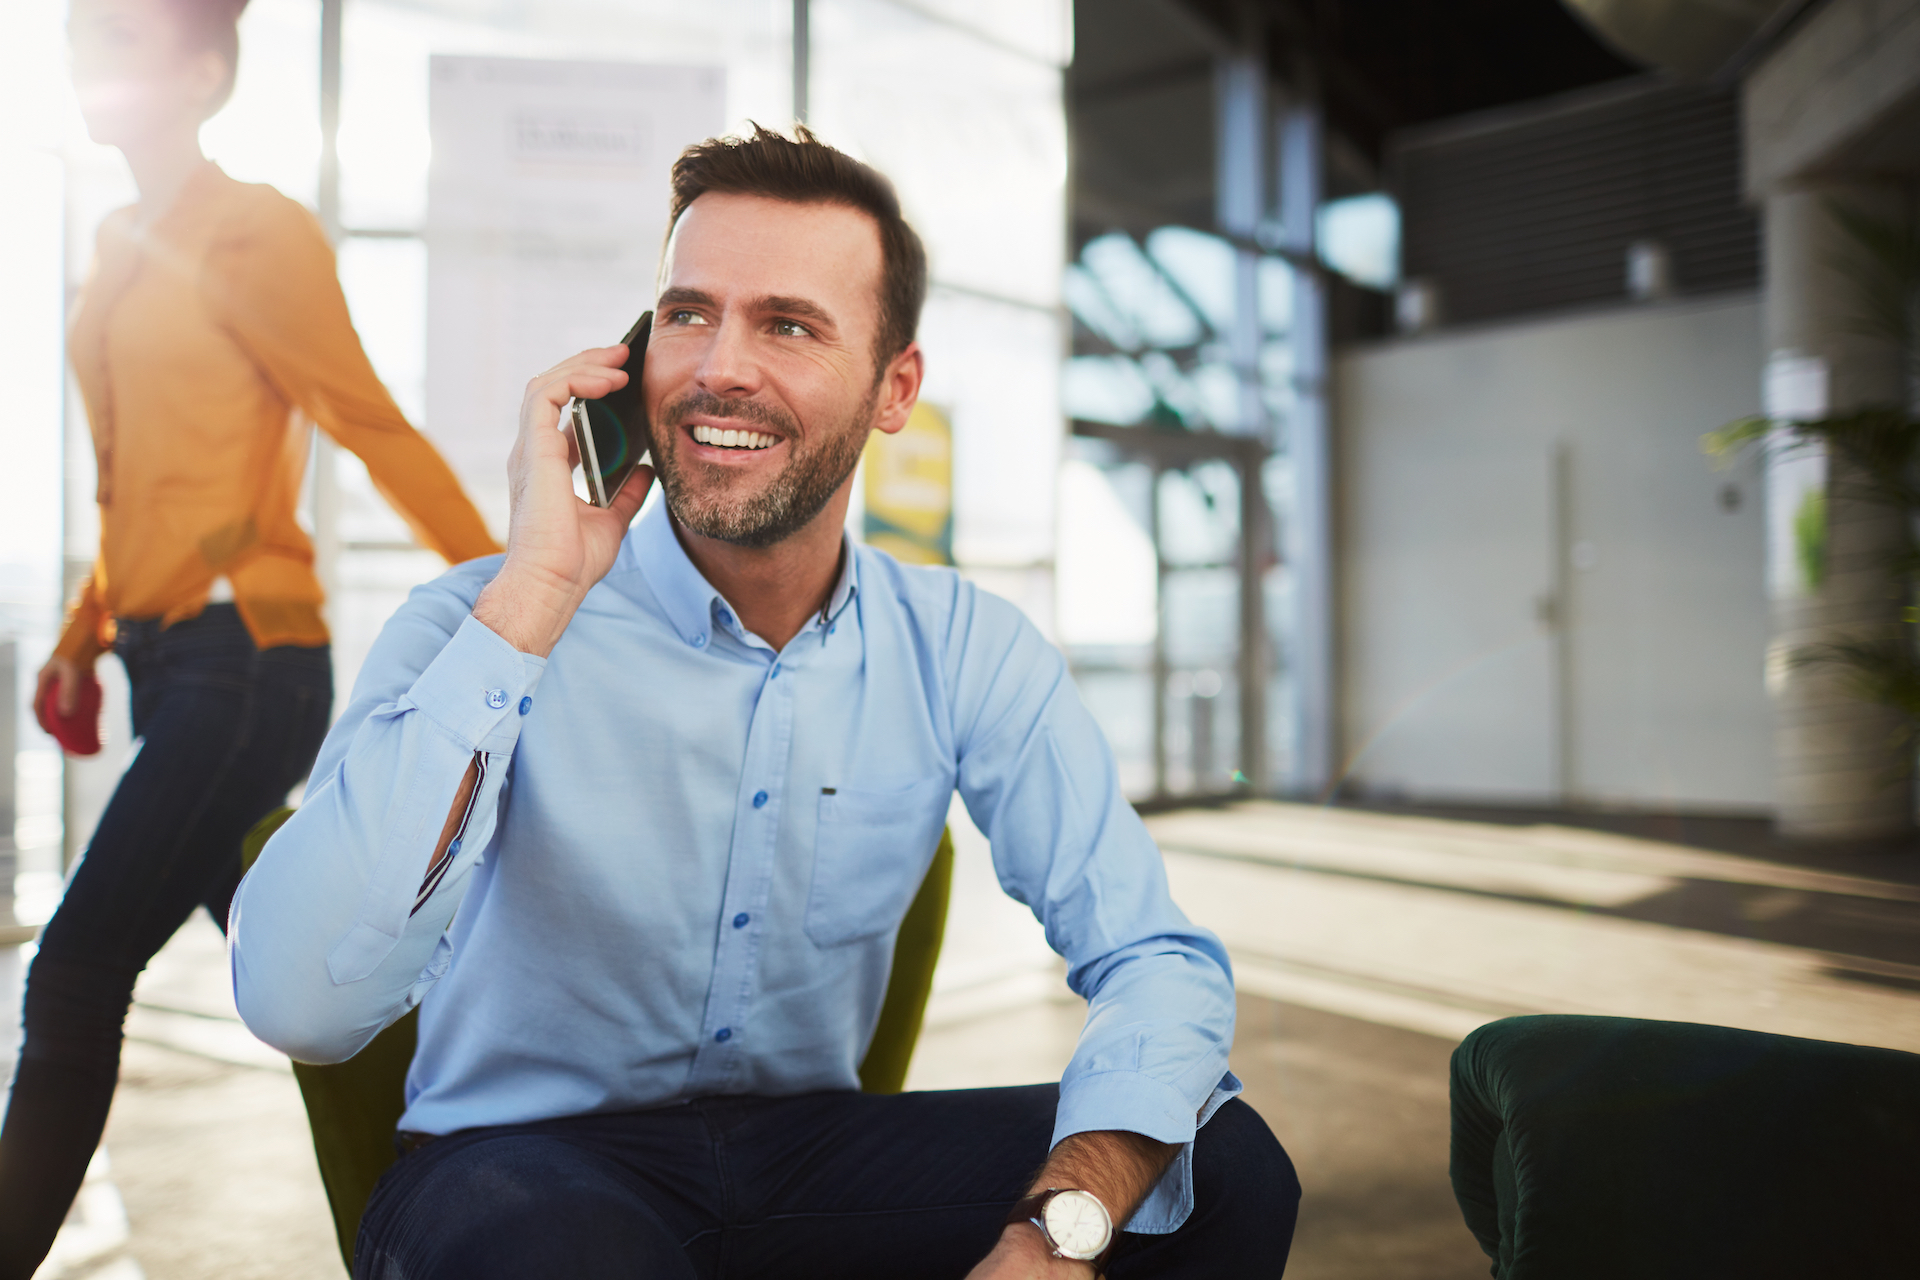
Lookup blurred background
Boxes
[3,0,1918,1277]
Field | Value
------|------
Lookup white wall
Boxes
[1337,294,1771,812]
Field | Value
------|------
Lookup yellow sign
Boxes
[863,402,953,566]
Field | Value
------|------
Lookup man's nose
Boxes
[693,314,762,398]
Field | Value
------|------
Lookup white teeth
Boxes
[693,424,775,450]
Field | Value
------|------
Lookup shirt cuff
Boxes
[403,613,548,753]
[1051,1070,1243,1235]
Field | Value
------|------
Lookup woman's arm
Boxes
[50,562,109,667]
[205,191,500,565]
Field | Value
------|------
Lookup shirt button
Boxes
[518,696,532,716]
[692,634,707,648]
[752,790,768,809]
[714,1027,733,1043]
[485,688,507,709]
[733,912,750,929]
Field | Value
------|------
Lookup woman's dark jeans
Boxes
[0,604,331,1279]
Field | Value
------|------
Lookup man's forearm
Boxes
[1025,1130,1177,1220]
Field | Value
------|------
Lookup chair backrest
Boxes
[240,807,955,1271]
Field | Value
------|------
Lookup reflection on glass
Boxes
[1165,665,1236,795]
[1318,192,1401,290]
[1145,226,1236,334]
[1189,363,1240,433]
[1158,463,1240,567]
[1080,233,1203,349]
[1259,257,1294,334]
[1064,227,1294,432]
[1065,264,1141,351]
[1063,355,1156,425]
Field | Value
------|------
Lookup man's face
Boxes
[644,192,894,548]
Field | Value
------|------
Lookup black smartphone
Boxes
[568,310,653,508]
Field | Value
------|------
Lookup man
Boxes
[232,126,1298,1279]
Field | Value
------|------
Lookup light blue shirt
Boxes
[231,498,1240,1231]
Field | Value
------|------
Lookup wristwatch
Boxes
[1006,1187,1115,1272]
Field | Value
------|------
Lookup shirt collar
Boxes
[820,539,860,628]
[631,498,859,650]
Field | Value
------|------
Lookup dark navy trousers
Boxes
[0,604,332,1279]
[356,1085,1299,1279]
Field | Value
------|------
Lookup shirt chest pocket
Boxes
[806,776,953,948]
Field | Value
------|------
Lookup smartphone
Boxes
[568,310,653,508]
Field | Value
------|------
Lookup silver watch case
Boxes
[1032,1188,1114,1262]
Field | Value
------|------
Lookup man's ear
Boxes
[871,342,925,437]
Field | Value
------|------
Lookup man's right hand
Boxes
[472,345,655,657]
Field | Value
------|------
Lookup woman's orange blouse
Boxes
[55,162,500,665]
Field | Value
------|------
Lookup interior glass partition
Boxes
[1158,462,1243,796]
[1058,221,1296,803]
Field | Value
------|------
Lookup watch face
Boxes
[1042,1189,1112,1259]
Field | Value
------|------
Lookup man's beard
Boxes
[652,385,876,549]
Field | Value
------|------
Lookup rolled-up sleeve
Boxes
[230,562,540,1063]
[945,584,1240,1234]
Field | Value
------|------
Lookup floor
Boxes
[17,797,1920,1279]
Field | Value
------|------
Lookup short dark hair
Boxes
[668,124,928,374]
[161,0,248,116]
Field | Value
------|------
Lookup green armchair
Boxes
[241,808,954,1270]
[1449,1014,1920,1279]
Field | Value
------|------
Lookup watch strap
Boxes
[1004,1188,1116,1274]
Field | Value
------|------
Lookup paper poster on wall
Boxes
[426,56,725,529]
[863,402,953,566]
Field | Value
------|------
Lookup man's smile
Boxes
[688,422,780,453]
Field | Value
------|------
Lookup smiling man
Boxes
[231,127,1298,1280]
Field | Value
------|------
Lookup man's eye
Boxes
[772,320,811,338]
[667,309,709,326]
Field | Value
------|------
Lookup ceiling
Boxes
[1070,0,1645,242]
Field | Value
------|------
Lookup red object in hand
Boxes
[37,669,104,756]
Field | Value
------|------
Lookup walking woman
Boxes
[0,0,499,1272]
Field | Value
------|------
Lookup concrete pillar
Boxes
[1765,184,1911,839]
